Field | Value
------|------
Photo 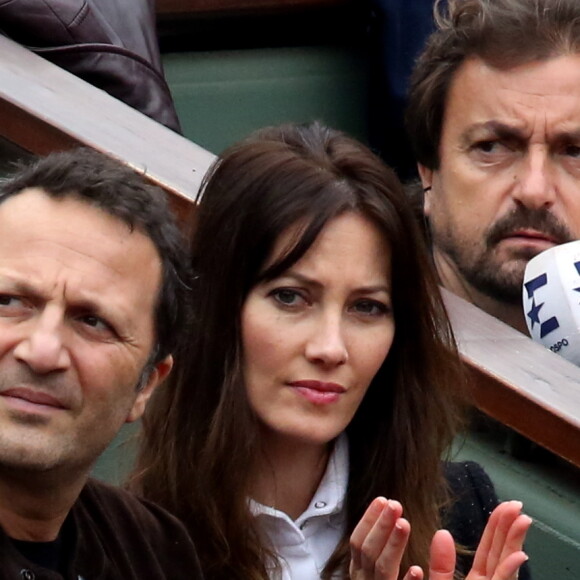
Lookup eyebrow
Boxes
[0,275,45,299]
[460,121,527,146]
[0,273,124,323]
[461,121,580,145]
[278,270,391,295]
[552,128,580,143]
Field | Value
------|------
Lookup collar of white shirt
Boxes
[249,434,349,579]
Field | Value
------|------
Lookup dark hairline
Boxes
[0,149,191,365]
[407,0,580,169]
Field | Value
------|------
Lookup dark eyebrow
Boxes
[0,274,117,322]
[552,128,580,144]
[280,270,391,295]
[0,277,45,299]
[281,271,321,288]
[460,121,527,147]
[462,122,580,148]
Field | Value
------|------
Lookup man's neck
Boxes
[0,468,87,541]
[433,251,529,334]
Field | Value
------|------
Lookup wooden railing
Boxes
[1,33,579,467]
[0,34,215,228]
[443,289,580,467]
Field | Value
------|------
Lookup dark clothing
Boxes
[444,461,531,580]
[368,0,435,181]
[0,478,204,580]
[0,0,181,132]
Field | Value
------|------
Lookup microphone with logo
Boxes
[523,240,580,365]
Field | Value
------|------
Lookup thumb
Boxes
[428,530,456,580]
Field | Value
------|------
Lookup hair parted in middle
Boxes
[131,121,467,579]
[406,0,580,171]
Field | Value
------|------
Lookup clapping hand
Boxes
[349,499,531,580]
[349,497,416,580]
[427,501,531,580]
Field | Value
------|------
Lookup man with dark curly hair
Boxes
[407,0,580,333]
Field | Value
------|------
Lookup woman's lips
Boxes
[288,380,346,405]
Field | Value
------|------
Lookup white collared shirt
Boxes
[250,435,349,579]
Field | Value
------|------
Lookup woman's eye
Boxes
[352,299,389,317]
[270,288,306,307]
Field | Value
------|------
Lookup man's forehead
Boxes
[0,187,143,249]
[442,55,580,134]
[0,188,162,326]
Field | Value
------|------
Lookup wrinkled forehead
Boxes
[443,55,580,137]
[0,188,162,337]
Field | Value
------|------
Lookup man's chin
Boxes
[464,258,527,306]
[0,435,72,474]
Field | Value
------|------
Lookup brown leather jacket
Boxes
[0,0,181,132]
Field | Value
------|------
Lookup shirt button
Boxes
[314,501,327,509]
[20,571,35,580]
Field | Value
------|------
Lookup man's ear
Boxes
[417,164,433,217]
[126,354,173,423]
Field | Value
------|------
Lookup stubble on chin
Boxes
[433,202,574,304]
[0,421,75,473]
[436,234,527,306]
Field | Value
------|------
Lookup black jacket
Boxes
[0,478,204,580]
[444,461,532,580]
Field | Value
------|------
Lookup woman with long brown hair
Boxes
[131,122,530,580]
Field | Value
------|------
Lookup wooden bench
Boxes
[0,32,579,468]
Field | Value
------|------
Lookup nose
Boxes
[304,311,348,367]
[13,307,71,374]
[512,147,556,210]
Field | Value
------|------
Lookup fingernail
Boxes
[373,497,388,512]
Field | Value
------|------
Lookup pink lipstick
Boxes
[288,380,345,405]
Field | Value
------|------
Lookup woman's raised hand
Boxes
[350,500,531,580]
[349,497,415,580]
[427,501,531,580]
